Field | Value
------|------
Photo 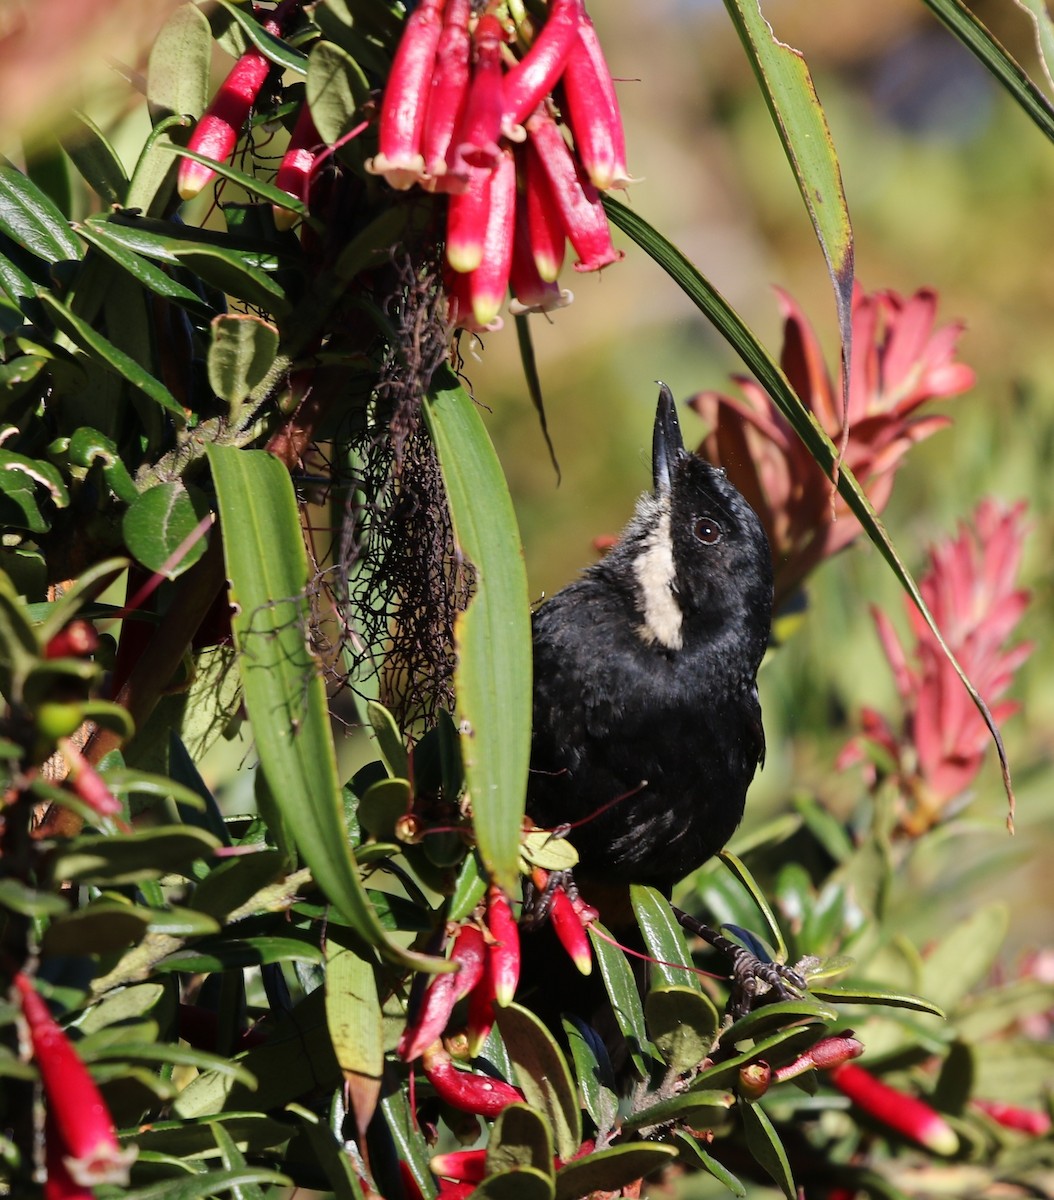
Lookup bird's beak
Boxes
[652,382,685,496]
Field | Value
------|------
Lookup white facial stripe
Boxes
[633,507,683,649]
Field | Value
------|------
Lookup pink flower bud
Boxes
[422,1041,524,1117]
[501,0,583,134]
[15,973,136,1186]
[774,1034,863,1083]
[449,14,507,177]
[398,924,487,1062]
[828,1062,960,1156]
[179,26,279,200]
[486,883,520,1007]
[523,139,567,282]
[421,0,472,180]
[273,104,321,230]
[525,107,623,273]
[560,14,632,190]
[366,0,446,189]
[467,145,517,328]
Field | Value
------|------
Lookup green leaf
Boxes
[920,0,1054,145]
[325,935,383,1138]
[486,1103,554,1178]
[0,448,69,534]
[561,1017,618,1137]
[423,368,532,896]
[674,1132,747,1198]
[722,0,853,398]
[588,922,654,1077]
[603,196,1017,819]
[449,851,488,922]
[31,556,127,645]
[694,1025,828,1089]
[810,984,945,1018]
[126,114,192,216]
[209,1121,267,1200]
[474,1166,554,1200]
[495,1003,582,1163]
[620,1088,735,1134]
[631,884,702,991]
[41,900,150,955]
[918,904,1010,1014]
[190,850,286,919]
[380,1086,439,1200]
[519,830,578,874]
[122,481,212,578]
[366,700,409,777]
[207,314,280,407]
[1013,0,1054,92]
[36,290,185,419]
[206,445,450,975]
[718,851,787,960]
[739,1100,795,1199]
[148,1,213,120]
[215,0,309,74]
[114,1168,292,1200]
[173,244,292,318]
[554,1144,677,1200]
[307,40,369,145]
[722,998,838,1046]
[290,1108,366,1200]
[49,825,220,885]
[0,157,83,263]
[645,986,719,1074]
[0,878,68,918]
[162,143,310,218]
[155,935,323,974]
[62,112,129,206]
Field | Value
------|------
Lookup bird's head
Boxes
[609,384,773,659]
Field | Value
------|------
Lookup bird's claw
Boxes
[728,947,807,1018]
[521,867,578,929]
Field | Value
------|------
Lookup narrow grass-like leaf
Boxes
[919,0,1054,144]
[718,851,787,960]
[423,369,532,896]
[1013,0,1054,92]
[206,445,450,975]
[514,313,559,480]
[325,935,383,1137]
[36,290,185,419]
[723,0,853,413]
[162,143,310,215]
[603,197,1015,820]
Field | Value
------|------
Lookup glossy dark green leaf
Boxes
[122,481,212,578]
[367,699,409,777]
[291,1108,366,1200]
[588,922,654,1077]
[920,0,1054,144]
[114,1167,292,1200]
[207,445,450,975]
[325,935,383,1137]
[173,244,292,317]
[62,112,129,206]
[358,777,411,839]
[380,1084,439,1200]
[424,369,532,896]
[674,1132,746,1198]
[164,143,310,218]
[0,157,83,263]
[603,197,1016,817]
[148,1,212,120]
[85,212,285,267]
[718,851,787,959]
[554,1144,677,1200]
[631,884,703,991]
[50,826,220,886]
[645,986,719,1074]
[486,1103,554,1178]
[156,935,323,973]
[36,291,185,419]
[127,1113,294,1160]
[810,984,944,1018]
[739,1099,795,1199]
[190,850,287,919]
[620,1088,735,1134]
[474,1166,554,1200]
[0,447,69,533]
[207,313,279,406]
[74,223,213,320]
[215,0,309,73]
[496,1003,581,1162]
[723,998,838,1047]
[307,40,369,145]
[449,851,488,922]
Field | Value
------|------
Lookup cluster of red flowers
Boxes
[367,0,629,332]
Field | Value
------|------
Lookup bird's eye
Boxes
[693,516,723,544]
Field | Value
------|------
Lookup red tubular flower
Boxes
[973,1100,1052,1136]
[273,104,321,229]
[485,883,520,1007]
[420,0,472,181]
[465,953,497,1055]
[44,621,99,660]
[58,738,123,817]
[445,264,503,335]
[525,106,622,273]
[560,13,631,190]
[45,1115,94,1200]
[523,138,567,281]
[449,14,507,178]
[501,0,583,134]
[15,973,136,1186]
[430,1148,488,1182]
[178,20,281,200]
[367,0,446,189]
[774,1034,863,1083]
[447,165,492,274]
[421,1041,524,1117]
[540,873,592,975]
[509,194,572,316]
[691,285,974,610]
[398,924,487,1062]
[827,1062,959,1156]
[468,145,517,327]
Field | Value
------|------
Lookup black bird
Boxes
[527,383,773,895]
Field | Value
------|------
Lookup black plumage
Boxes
[526,384,773,890]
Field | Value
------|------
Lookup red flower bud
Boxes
[560,14,632,190]
[486,883,520,1007]
[465,954,497,1056]
[449,14,507,177]
[501,0,583,134]
[774,1034,863,1083]
[59,739,123,818]
[179,20,281,200]
[398,924,487,1062]
[447,165,492,274]
[45,1114,94,1200]
[367,0,446,189]
[525,106,623,273]
[430,1148,488,1182]
[421,0,472,180]
[510,170,572,315]
[15,973,136,1185]
[273,104,321,230]
[44,621,99,660]
[973,1099,1052,1136]
[547,881,592,975]
[523,137,567,281]
[466,145,517,328]
[828,1062,959,1156]
[445,264,503,335]
[422,1041,523,1117]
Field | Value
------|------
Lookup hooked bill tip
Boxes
[652,382,684,495]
